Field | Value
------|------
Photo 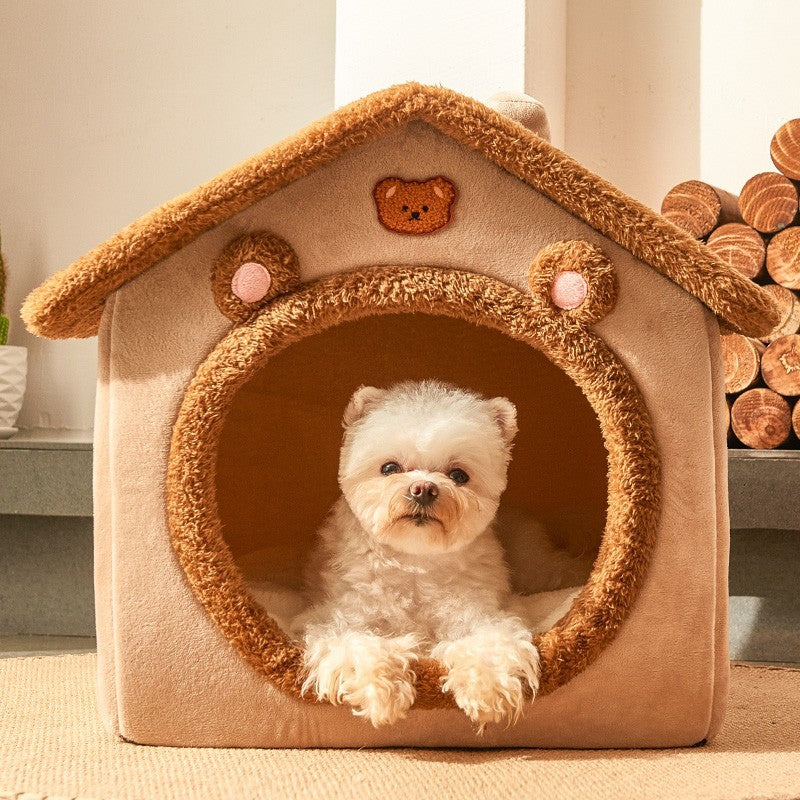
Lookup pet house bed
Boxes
[24,84,777,749]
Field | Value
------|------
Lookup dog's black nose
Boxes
[410,480,439,507]
[410,210,420,220]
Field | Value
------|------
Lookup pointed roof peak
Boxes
[23,83,777,339]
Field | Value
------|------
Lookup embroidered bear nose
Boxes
[410,210,421,220]
[410,481,439,507]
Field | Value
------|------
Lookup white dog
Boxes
[290,379,585,730]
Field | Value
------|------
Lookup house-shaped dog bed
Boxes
[24,84,777,749]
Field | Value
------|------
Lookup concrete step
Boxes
[0,634,96,658]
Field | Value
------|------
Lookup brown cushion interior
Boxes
[216,313,607,589]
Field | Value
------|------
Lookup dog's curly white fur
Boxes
[292,380,542,729]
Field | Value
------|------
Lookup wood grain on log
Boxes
[766,226,800,289]
[738,172,798,233]
[731,388,792,449]
[726,398,734,443]
[706,223,766,279]
[761,334,800,396]
[771,118,800,180]
[660,180,741,239]
[721,332,765,393]
[760,284,800,343]
[793,398,800,439]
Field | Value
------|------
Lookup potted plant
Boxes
[0,234,27,438]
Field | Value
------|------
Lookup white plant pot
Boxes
[0,345,27,438]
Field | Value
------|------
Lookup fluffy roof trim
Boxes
[22,82,777,338]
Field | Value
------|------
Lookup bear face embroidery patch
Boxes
[374,176,457,235]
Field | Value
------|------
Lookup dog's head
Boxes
[338,380,517,555]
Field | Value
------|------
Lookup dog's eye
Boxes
[401,205,409,212]
[422,205,428,212]
[381,461,403,476]
[448,468,469,485]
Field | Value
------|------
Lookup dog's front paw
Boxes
[441,657,530,729]
[433,627,540,730]
[302,630,418,727]
[340,666,416,727]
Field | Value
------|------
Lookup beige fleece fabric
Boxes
[1,655,799,800]
[92,292,117,736]
[93,253,724,745]
[707,312,732,740]
[80,116,726,746]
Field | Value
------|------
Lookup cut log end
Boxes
[793,399,800,439]
[706,223,766,279]
[721,332,765,393]
[731,388,792,449]
[738,172,798,234]
[766,226,800,290]
[761,334,800,396]
[771,118,800,181]
[726,397,733,442]
[661,180,740,239]
[760,284,800,343]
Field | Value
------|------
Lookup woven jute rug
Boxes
[1,655,798,800]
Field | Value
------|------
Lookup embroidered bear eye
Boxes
[381,461,403,475]
[401,205,409,212]
[448,468,469,485]
[422,205,428,212]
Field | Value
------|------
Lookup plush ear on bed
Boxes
[211,232,302,323]
[528,240,617,326]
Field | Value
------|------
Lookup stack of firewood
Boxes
[661,119,800,449]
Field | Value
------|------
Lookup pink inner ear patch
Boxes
[231,261,272,303]
[551,270,588,310]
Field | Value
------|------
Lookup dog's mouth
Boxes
[401,513,443,528]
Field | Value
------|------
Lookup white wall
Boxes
[565,1,800,210]
[565,1,702,210]
[7,1,800,430]
[699,1,800,195]
[1,0,335,429]
[334,0,528,107]
[525,0,566,148]
[335,0,566,146]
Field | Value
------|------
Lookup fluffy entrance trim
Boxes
[167,265,660,708]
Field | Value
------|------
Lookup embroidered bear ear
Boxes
[528,240,617,326]
[212,232,301,322]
